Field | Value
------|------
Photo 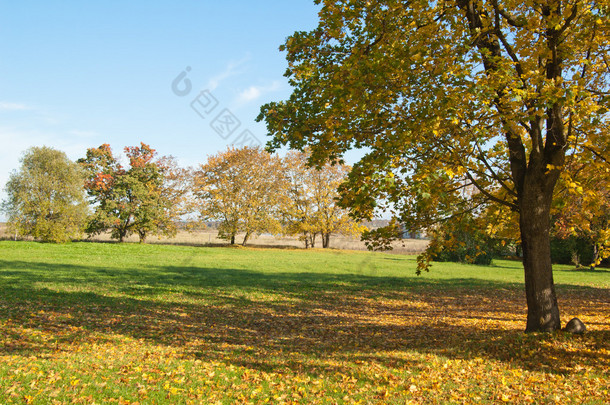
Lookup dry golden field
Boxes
[0,223,428,254]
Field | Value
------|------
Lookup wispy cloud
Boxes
[0,102,31,111]
[236,81,282,104]
[205,55,251,91]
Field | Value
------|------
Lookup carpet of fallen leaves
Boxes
[0,255,608,404]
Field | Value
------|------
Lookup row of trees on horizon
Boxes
[2,142,608,268]
[1,144,363,248]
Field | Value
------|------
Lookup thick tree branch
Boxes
[492,4,525,81]
[457,0,528,196]
[557,4,579,37]
[542,18,568,171]
[491,0,526,27]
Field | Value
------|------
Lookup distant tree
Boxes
[2,146,88,243]
[281,151,363,248]
[157,155,195,231]
[78,143,185,242]
[281,151,319,247]
[309,159,364,248]
[193,147,284,245]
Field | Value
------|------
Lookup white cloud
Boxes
[0,102,32,111]
[238,86,262,102]
[205,55,251,91]
[236,81,282,104]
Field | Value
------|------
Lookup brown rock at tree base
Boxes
[563,317,586,334]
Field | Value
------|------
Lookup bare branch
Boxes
[584,145,610,165]
[603,53,610,75]
[465,170,518,210]
[475,142,518,197]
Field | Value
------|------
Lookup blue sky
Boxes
[0,0,323,200]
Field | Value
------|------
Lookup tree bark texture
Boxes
[519,175,561,332]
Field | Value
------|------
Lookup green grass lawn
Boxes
[0,241,608,404]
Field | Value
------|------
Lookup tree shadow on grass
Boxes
[0,259,608,379]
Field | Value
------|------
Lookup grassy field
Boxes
[0,241,608,404]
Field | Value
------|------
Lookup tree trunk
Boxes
[519,179,561,332]
[138,231,147,243]
[304,232,310,248]
[242,232,250,246]
[457,0,567,333]
[322,233,330,248]
[230,234,235,245]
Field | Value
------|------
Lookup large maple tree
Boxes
[258,0,609,331]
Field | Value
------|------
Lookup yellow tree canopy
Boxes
[258,0,609,332]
